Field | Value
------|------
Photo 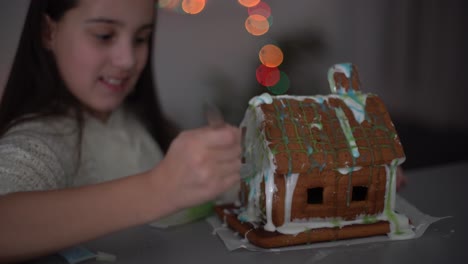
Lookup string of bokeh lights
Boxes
[158,0,289,95]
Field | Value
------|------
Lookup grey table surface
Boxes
[30,161,467,264]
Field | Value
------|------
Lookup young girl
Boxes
[0,0,241,262]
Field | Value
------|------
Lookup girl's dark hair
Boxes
[0,0,176,152]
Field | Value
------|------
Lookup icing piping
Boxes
[335,107,360,158]
[283,173,299,224]
[327,63,353,94]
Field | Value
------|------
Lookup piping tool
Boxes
[203,101,224,129]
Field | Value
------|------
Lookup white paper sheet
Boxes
[207,195,448,252]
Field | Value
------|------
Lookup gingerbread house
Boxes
[215,63,415,248]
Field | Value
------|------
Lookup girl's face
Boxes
[44,0,155,121]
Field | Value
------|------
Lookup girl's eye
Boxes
[95,33,114,42]
[135,35,150,44]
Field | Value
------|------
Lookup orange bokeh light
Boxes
[259,44,283,68]
[238,0,261,8]
[245,14,269,36]
[182,0,206,14]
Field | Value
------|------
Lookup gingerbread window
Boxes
[352,186,368,201]
[307,187,324,204]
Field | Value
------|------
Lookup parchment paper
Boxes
[207,195,448,252]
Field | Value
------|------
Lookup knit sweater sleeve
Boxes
[0,119,79,195]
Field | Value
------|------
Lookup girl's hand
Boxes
[152,125,242,210]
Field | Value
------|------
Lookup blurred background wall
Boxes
[1,0,466,169]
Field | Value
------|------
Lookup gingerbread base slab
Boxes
[214,204,391,249]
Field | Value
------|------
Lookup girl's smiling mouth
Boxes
[99,76,129,92]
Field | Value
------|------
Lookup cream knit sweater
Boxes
[0,108,163,195]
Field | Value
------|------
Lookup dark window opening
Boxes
[307,187,324,204]
[352,186,368,201]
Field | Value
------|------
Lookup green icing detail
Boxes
[273,101,294,175]
[335,107,359,158]
[331,218,341,227]
[187,201,214,221]
[156,201,214,227]
[270,144,280,155]
[304,227,313,244]
[363,215,378,224]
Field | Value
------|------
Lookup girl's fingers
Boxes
[209,146,242,162]
[198,126,241,148]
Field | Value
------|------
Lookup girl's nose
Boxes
[112,40,136,70]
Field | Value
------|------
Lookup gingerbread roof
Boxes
[258,64,405,175]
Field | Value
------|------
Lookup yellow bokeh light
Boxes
[245,14,269,36]
[238,0,261,8]
[259,44,283,68]
[158,0,171,8]
[182,0,206,14]
[159,0,180,9]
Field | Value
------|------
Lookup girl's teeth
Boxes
[105,78,123,85]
